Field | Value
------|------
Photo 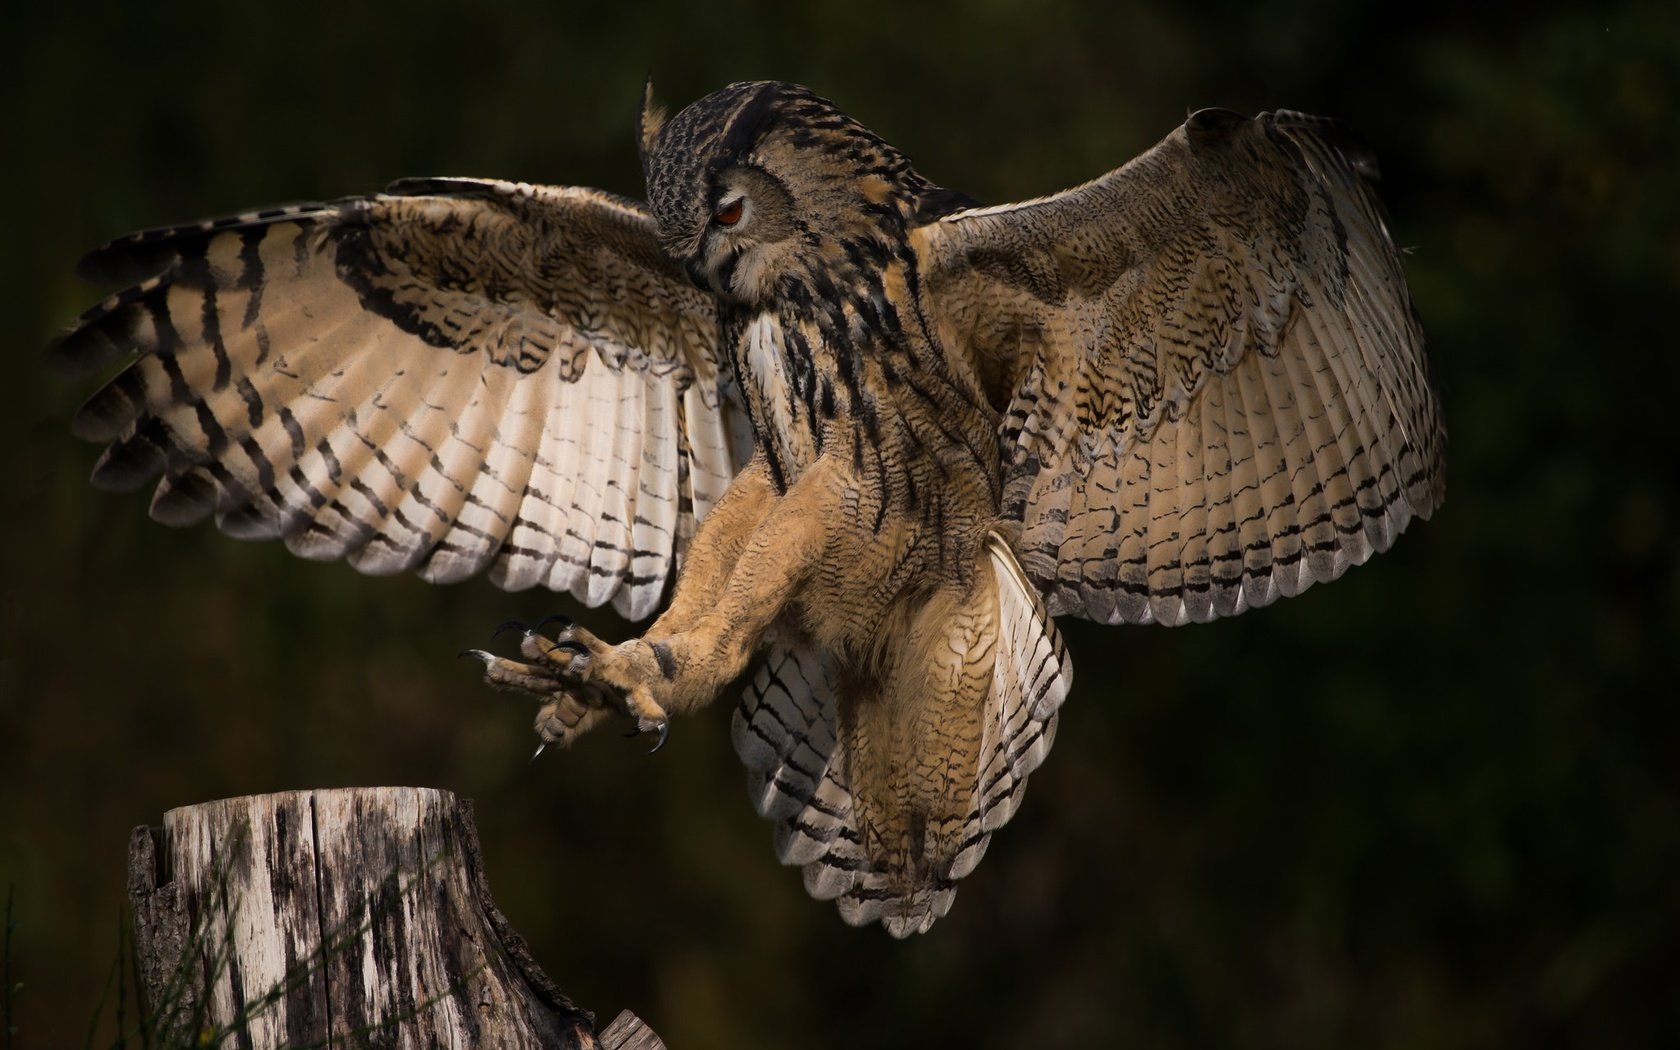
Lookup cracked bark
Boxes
[126,787,662,1049]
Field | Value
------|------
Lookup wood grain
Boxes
[127,787,657,1048]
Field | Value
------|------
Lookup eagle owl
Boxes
[55,81,1444,936]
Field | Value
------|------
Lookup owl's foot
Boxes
[463,618,671,751]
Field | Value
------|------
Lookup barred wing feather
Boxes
[55,178,751,619]
[918,109,1445,625]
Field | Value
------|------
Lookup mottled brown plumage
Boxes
[54,81,1443,936]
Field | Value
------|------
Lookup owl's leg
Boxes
[508,458,838,747]
[469,458,787,749]
[646,460,780,637]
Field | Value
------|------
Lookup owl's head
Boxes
[639,81,962,307]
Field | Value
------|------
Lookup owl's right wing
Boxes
[55,178,752,620]
[916,109,1444,626]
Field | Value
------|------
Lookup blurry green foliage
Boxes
[2,1,1676,1047]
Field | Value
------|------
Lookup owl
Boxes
[55,81,1444,936]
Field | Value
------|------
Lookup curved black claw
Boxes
[458,648,494,664]
[539,638,592,674]
[532,613,574,634]
[493,620,531,641]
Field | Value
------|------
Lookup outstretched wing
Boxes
[54,178,752,620]
[917,109,1445,625]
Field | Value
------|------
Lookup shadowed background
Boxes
[3,1,1676,1047]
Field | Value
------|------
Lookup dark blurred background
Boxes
[3,2,1676,1047]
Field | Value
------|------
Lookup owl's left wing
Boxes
[916,109,1445,625]
[55,178,752,620]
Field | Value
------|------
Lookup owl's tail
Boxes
[731,533,1071,936]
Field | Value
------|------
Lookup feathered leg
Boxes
[471,456,837,748]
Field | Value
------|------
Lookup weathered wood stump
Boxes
[126,787,663,1049]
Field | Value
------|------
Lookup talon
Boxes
[533,613,573,633]
[458,648,494,664]
[641,718,670,753]
[530,743,547,763]
[493,620,530,640]
[536,638,591,673]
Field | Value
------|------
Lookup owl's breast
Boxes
[731,311,824,485]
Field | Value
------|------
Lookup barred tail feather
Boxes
[731,534,1070,937]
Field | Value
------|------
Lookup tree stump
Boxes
[126,787,663,1049]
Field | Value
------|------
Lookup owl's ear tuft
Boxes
[637,75,668,181]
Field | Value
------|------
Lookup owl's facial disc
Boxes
[691,166,796,304]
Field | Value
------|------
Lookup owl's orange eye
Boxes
[714,198,745,226]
